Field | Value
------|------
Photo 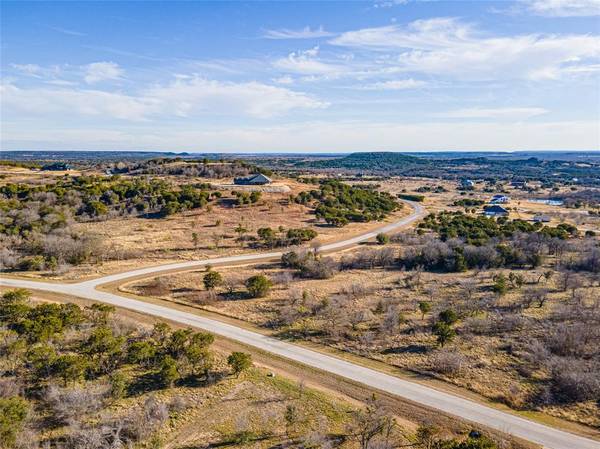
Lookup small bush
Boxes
[430,350,467,376]
[376,233,390,245]
[245,275,272,298]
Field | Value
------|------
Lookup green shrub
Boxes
[245,275,272,298]
[227,351,252,377]
[203,271,223,290]
[0,397,29,448]
[397,193,425,202]
[158,355,179,387]
[376,233,390,245]
[17,255,45,271]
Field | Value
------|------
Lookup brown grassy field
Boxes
[124,239,600,431]
[2,167,409,280]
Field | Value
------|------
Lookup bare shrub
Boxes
[66,424,105,449]
[143,277,170,296]
[223,274,244,295]
[548,357,600,402]
[503,383,526,409]
[340,248,396,270]
[121,395,169,441]
[463,316,493,335]
[340,282,374,299]
[46,384,108,425]
[36,230,103,265]
[0,246,18,270]
[192,290,217,305]
[545,323,597,358]
[522,340,551,367]
[271,271,294,287]
[430,350,467,376]
[0,377,21,398]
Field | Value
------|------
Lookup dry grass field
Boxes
[1,166,409,280]
[125,236,600,430]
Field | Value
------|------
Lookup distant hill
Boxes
[296,151,600,186]
[307,152,430,171]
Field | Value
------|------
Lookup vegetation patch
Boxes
[295,181,400,226]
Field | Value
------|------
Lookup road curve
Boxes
[1,202,598,449]
[76,200,426,288]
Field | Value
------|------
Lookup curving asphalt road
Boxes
[1,201,598,449]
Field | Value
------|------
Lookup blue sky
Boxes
[1,0,599,152]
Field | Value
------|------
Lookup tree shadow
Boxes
[126,372,164,396]
[382,344,429,355]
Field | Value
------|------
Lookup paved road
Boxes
[1,202,598,449]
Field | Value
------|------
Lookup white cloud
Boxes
[374,0,409,8]
[274,46,347,76]
[1,83,157,121]
[1,77,328,121]
[330,17,600,80]
[435,107,549,119]
[10,64,43,76]
[272,75,294,84]
[263,26,334,39]
[84,61,124,84]
[143,77,328,118]
[358,78,427,90]
[525,0,600,17]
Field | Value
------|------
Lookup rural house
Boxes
[484,205,509,217]
[490,194,510,204]
[233,173,272,185]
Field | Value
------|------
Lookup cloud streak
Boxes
[524,0,600,17]
[263,26,334,39]
[434,107,548,119]
[330,17,600,80]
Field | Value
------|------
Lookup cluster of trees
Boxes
[202,270,273,298]
[256,227,317,248]
[232,190,261,206]
[415,185,447,193]
[453,198,485,207]
[560,189,600,209]
[295,181,400,226]
[397,193,425,202]
[0,289,254,448]
[0,160,41,169]
[0,177,222,271]
[418,211,578,245]
[0,176,217,223]
[282,249,340,279]
[0,289,222,385]
[109,157,271,179]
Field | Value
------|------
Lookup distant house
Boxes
[233,173,272,185]
[511,181,528,189]
[41,162,71,171]
[490,194,510,204]
[533,214,551,223]
[460,179,475,189]
[484,205,509,217]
